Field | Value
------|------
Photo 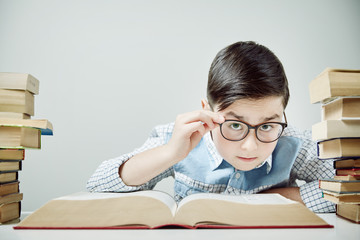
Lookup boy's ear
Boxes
[201,99,211,110]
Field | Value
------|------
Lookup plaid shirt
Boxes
[86,123,335,213]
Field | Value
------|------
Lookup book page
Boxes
[175,193,328,227]
[56,191,178,216]
[178,193,295,210]
[17,190,178,228]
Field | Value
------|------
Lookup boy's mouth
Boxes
[237,156,257,162]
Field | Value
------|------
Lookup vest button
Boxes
[235,172,241,179]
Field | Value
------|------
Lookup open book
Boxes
[14,191,332,229]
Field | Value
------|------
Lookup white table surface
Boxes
[1,212,359,240]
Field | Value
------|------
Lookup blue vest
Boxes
[173,136,303,199]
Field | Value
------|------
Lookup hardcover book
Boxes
[0,72,39,95]
[317,138,360,159]
[14,191,332,229]
[319,179,360,193]
[312,120,360,141]
[322,97,360,120]
[0,89,34,116]
[337,204,360,223]
[334,158,360,169]
[309,68,360,104]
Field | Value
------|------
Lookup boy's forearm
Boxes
[119,144,180,186]
[261,187,304,205]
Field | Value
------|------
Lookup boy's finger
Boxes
[178,111,224,128]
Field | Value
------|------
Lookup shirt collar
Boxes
[204,132,272,174]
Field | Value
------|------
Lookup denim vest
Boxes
[173,136,303,199]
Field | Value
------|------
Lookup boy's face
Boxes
[208,96,285,171]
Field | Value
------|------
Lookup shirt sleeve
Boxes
[86,124,174,192]
[287,127,336,213]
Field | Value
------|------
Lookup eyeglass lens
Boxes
[220,121,284,142]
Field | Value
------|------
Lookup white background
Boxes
[0,0,359,212]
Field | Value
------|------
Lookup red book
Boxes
[336,168,360,176]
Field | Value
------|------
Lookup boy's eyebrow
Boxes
[225,111,281,122]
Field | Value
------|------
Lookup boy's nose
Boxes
[239,129,258,152]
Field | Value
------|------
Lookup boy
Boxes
[87,41,335,213]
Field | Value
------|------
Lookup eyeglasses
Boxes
[219,113,288,143]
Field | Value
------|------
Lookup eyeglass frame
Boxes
[218,113,288,143]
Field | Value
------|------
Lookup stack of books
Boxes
[309,68,360,223]
[0,73,53,224]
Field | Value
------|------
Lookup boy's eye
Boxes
[230,123,242,130]
[259,124,273,131]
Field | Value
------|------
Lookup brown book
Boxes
[334,158,360,169]
[0,181,19,196]
[319,179,360,193]
[312,120,360,141]
[0,149,25,160]
[0,201,20,223]
[0,72,39,95]
[336,168,360,176]
[14,191,332,229]
[334,175,360,181]
[337,204,360,223]
[0,126,41,149]
[0,172,18,184]
[0,160,21,172]
[317,138,360,159]
[0,89,34,116]
[322,97,360,120]
[309,68,360,104]
[322,190,360,204]
[0,192,23,205]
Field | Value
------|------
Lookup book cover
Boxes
[14,191,333,229]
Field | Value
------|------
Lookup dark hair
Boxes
[207,41,289,111]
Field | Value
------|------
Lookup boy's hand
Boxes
[167,110,225,162]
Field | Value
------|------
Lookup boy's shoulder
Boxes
[282,124,312,140]
[149,122,175,137]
